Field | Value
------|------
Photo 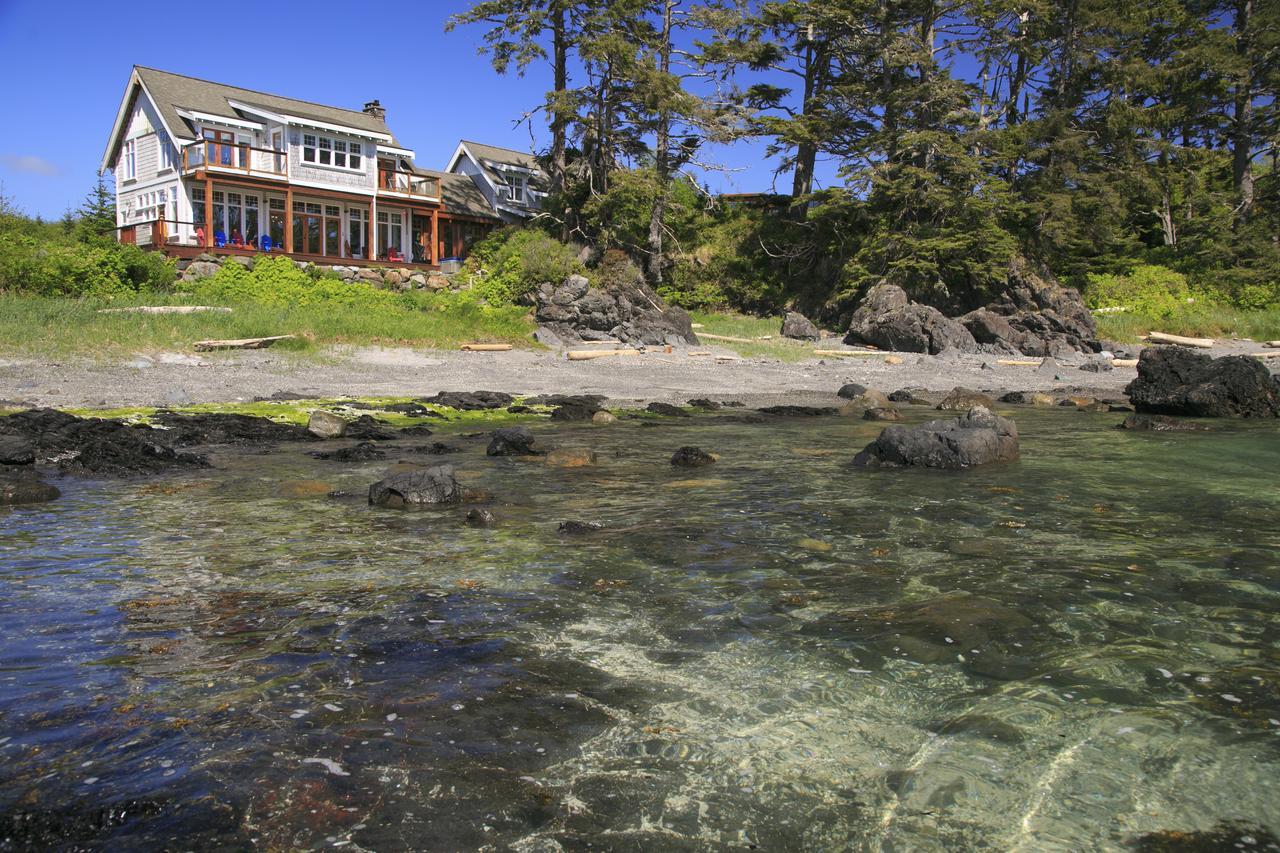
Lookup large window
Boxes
[376,210,403,259]
[300,133,362,171]
[293,201,323,255]
[268,198,285,249]
[159,133,176,171]
[348,208,367,259]
[244,196,259,245]
[192,187,205,232]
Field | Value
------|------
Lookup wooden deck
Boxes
[163,244,441,271]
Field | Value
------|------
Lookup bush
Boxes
[0,235,175,298]
[189,255,403,310]
[1084,264,1192,317]
[460,227,586,305]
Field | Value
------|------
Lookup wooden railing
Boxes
[182,141,287,177]
[377,169,440,199]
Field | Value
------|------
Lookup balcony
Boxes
[377,168,440,200]
[182,141,287,180]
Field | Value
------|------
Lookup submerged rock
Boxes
[0,435,36,465]
[465,508,497,527]
[345,415,399,441]
[524,393,608,408]
[308,441,387,461]
[368,464,463,507]
[1125,347,1280,418]
[307,410,347,439]
[863,407,902,421]
[546,448,597,467]
[154,412,316,445]
[757,405,838,417]
[671,446,716,467]
[550,403,601,422]
[558,520,604,535]
[936,387,996,411]
[1120,414,1212,432]
[592,411,618,425]
[0,469,60,505]
[646,402,689,417]
[852,406,1020,470]
[781,311,820,341]
[687,398,722,410]
[487,427,540,456]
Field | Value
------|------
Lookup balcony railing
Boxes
[182,141,287,178]
[377,169,440,199]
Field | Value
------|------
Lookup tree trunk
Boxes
[551,1,569,239]
[1231,0,1255,222]
[790,32,829,220]
[646,0,675,284]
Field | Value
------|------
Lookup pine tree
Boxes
[77,175,116,242]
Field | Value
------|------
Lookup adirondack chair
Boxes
[214,230,227,248]
[259,234,273,252]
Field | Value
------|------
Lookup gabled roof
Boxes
[417,169,502,221]
[136,66,398,142]
[447,140,548,214]
[458,140,543,174]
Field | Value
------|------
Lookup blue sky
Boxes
[0,0,814,220]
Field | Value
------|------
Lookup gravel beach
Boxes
[0,340,1272,410]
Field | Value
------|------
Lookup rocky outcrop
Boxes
[646,402,689,417]
[533,274,700,346]
[1125,347,1280,418]
[368,465,463,507]
[852,407,1020,470]
[844,283,977,354]
[781,311,820,341]
[845,257,1100,357]
[936,387,995,411]
[0,408,209,477]
[419,391,514,411]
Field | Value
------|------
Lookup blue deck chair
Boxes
[259,234,273,252]
[214,230,227,248]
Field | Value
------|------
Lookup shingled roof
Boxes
[418,170,502,221]
[134,66,399,144]
[459,140,542,173]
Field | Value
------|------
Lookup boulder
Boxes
[671,446,716,467]
[937,387,995,411]
[646,402,689,417]
[533,272,700,346]
[781,311,820,341]
[368,464,463,507]
[465,508,497,527]
[844,283,977,354]
[420,391,514,411]
[592,411,618,425]
[308,411,348,439]
[999,391,1056,407]
[1125,347,1280,418]
[888,389,928,405]
[345,415,399,441]
[558,520,604,535]
[0,435,35,465]
[838,389,892,413]
[978,257,1099,356]
[836,383,868,400]
[0,469,60,505]
[180,261,221,281]
[551,403,600,422]
[487,427,540,456]
[852,407,1020,470]
[308,441,387,461]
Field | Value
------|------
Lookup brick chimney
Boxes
[363,100,385,121]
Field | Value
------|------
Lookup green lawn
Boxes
[0,293,536,357]
[688,311,827,362]
[1094,303,1280,343]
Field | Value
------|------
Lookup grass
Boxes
[0,292,536,357]
[1095,303,1280,343]
[688,311,826,362]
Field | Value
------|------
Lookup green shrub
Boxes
[189,255,403,310]
[460,227,586,305]
[1084,264,1193,317]
[0,235,174,298]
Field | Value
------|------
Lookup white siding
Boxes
[287,128,375,192]
[453,154,496,210]
[114,92,180,228]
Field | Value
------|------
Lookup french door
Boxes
[202,128,239,167]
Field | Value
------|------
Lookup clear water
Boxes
[2,409,1278,850]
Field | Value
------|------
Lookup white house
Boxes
[100,67,545,268]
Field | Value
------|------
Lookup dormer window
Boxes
[301,133,362,171]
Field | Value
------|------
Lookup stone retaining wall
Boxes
[176,253,452,291]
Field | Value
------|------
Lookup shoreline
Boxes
[0,340,1272,412]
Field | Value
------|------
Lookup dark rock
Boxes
[524,394,608,408]
[152,412,316,445]
[558,520,604,535]
[1131,820,1280,852]
[345,415,399,440]
[0,435,36,465]
[844,283,978,354]
[646,402,689,417]
[0,469,60,505]
[381,402,435,416]
[852,406,1020,469]
[888,389,926,404]
[936,387,995,411]
[1079,359,1113,373]
[534,272,699,346]
[1126,347,1280,418]
[252,390,312,402]
[550,403,601,422]
[1120,414,1212,432]
[757,405,838,417]
[308,441,387,461]
[671,446,716,467]
[413,442,461,454]
[863,407,902,421]
[368,464,463,507]
[959,307,1031,354]
[507,405,532,414]
[0,408,209,477]
[397,425,435,437]
[418,391,515,411]
[837,383,869,400]
[781,311,820,341]
[465,508,497,527]
[487,427,540,456]
[981,256,1099,356]
[687,399,722,410]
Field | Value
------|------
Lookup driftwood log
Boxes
[192,335,296,351]
[1146,332,1215,348]
[566,349,642,361]
[99,306,233,315]
[813,349,885,357]
[460,343,513,352]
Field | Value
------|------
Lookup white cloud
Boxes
[0,155,60,176]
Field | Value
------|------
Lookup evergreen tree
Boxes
[77,175,116,242]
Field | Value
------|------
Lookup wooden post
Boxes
[430,209,439,265]
[284,186,294,254]
[203,176,214,249]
